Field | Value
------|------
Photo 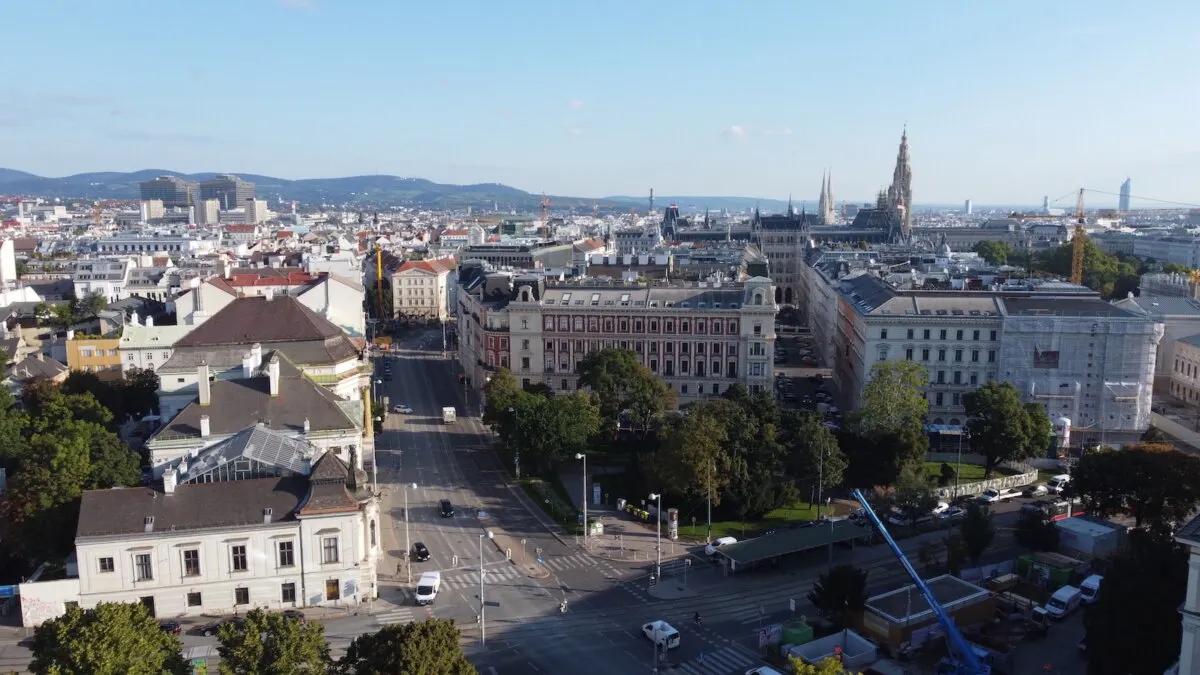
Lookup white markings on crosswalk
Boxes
[374,607,418,626]
[675,644,760,675]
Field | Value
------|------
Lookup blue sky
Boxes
[3,1,1198,206]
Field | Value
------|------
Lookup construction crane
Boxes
[850,489,989,674]
[1070,188,1087,285]
[374,244,385,324]
[539,193,551,223]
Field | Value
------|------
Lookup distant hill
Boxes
[0,168,790,213]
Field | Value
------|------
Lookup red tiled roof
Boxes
[226,270,317,287]
[396,257,456,275]
[226,224,256,233]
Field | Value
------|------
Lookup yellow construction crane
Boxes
[374,244,385,323]
[1070,188,1086,285]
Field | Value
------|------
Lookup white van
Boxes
[1047,474,1071,494]
[641,620,681,650]
[1079,575,1103,604]
[415,571,441,605]
[705,536,737,557]
[1045,585,1081,619]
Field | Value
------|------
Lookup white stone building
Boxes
[118,316,193,374]
[391,257,455,322]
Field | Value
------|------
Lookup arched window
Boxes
[754,292,764,306]
[784,288,794,304]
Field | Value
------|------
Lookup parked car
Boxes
[281,609,306,623]
[439,499,454,517]
[936,506,967,522]
[415,571,441,606]
[1023,483,1049,497]
[1045,585,1082,619]
[705,536,737,557]
[977,488,1020,504]
[392,403,414,414]
[412,541,431,561]
[158,620,182,635]
[1047,474,1071,494]
[198,617,244,637]
[1079,575,1103,604]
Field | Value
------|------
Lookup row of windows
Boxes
[881,328,998,342]
[542,356,740,378]
[128,351,172,361]
[103,537,337,581]
[1175,358,1200,379]
[175,579,320,609]
[542,315,740,335]
[889,347,996,364]
[78,347,119,357]
[543,339,738,356]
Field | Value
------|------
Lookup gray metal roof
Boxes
[716,519,869,565]
[179,424,314,482]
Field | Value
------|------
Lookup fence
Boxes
[934,468,1039,499]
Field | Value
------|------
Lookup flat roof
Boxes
[866,575,989,624]
[717,519,868,565]
[1056,517,1119,537]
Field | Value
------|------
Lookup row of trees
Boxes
[32,291,109,330]
[29,603,475,675]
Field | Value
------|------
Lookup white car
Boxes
[1024,483,1050,497]
[392,404,414,414]
[977,488,1019,504]
[931,501,950,515]
[642,620,680,649]
[705,536,737,556]
[1047,474,1071,494]
[414,571,441,605]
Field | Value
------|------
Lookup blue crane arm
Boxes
[850,489,987,675]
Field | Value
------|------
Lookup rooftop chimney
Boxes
[198,361,211,406]
[250,343,262,369]
[145,315,154,327]
[163,468,178,494]
[263,507,273,524]
[199,414,211,438]
[130,310,140,326]
[242,351,254,379]
[268,354,280,397]
[303,417,311,434]
[143,515,155,533]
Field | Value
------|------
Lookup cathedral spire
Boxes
[887,128,913,237]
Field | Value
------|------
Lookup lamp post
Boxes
[509,406,519,479]
[817,442,826,520]
[576,453,588,544]
[649,492,662,581]
[479,530,494,645]
[404,483,416,584]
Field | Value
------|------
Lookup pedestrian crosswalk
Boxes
[439,553,598,590]
[373,605,421,626]
[673,643,763,675]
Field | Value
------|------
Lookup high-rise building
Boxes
[138,175,196,208]
[964,199,973,215]
[199,174,255,210]
[244,198,269,224]
[194,199,219,226]
[886,129,913,238]
[1119,177,1132,212]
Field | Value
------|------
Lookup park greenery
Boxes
[807,564,867,628]
[31,602,186,675]
[336,618,476,675]
[971,240,1013,266]
[1035,234,1142,299]
[1072,444,1200,529]
[963,381,1053,477]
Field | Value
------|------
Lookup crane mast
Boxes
[850,489,988,674]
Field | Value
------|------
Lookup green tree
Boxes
[848,361,929,475]
[336,618,476,675]
[892,462,938,526]
[807,564,868,627]
[216,608,330,674]
[972,240,1013,265]
[509,391,600,473]
[122,367,161,417]
[482,368,522,442]
[31,602,186,675]
[577,348,675,437]
[1074,446,1200,529]
[1013,510,1059,551]
[959,502,995,565]
[75,291,108,320]
[1084,528,1187,675]
[1035,235,1140,299]
[782,410,847,503]
[963,382,1053,477]
[656,402,730,509]
[1162,262,1192,275]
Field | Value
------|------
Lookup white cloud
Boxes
[567,99,585,110]
[723,125,748,139]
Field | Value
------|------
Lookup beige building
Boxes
[392,258,454,322]
[457,262,778,403]
[1170,334,1200,404]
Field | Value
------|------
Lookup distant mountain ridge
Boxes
[0,168,788,212]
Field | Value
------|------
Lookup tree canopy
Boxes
[1014,509,1059,552]
[959,502,995,565]
[577,347,675,437]
[972,240,1013,266]
[336,618,476,675]
[1073,446,1200,529]
[1035,235,1141,299]
[963,382,1053,477]
[807,564,868,628]
[845,361,929,481]
[216,609,330,674]
[482,369,601,474]
[31,602,186,675]
[781,410,847,504]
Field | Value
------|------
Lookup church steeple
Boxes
[887,128,913,237]
[787,193,793,218]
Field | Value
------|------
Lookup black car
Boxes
[198,617,244,637]
[439,499,454,517]
[158,620,182,635]
[412,541,431,561]
[282,609,306,623]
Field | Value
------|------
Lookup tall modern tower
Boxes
[886,129,913,237]
[139,175,196,208]
[1119,178,1132,212]
[199,174,255,211]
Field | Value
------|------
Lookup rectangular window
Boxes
[988,350,996,363]
[954,349,963,362]
[906,329,914,339]
[971,350,979,362]
[325,579,340,601]
[235,587,249,605]
[187,592,201,607]
[183,549,200,577]
[921,348,930,361]
[990,330,998,341]
[231,545,248,572]
[953,371,962,385]
[923,329,931,340]
[939,329,947,340]
[281,583,296,604]
[937,370,945,384]
[952,392,961,406]
[956,330,963,340]
[278,541,295,568]
[972,330,980,341]
[135,553,153,581]
[938,349,946,362]
[881,329,888,340]
[935,392,944,406]
[970,372,979,385]
[99,557,115,573]
[322,537,339,564]
[905,348,913,361]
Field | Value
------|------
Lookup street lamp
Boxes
[576,453,588,544]
[649,492,662,582]
[404,483,416,584]
[479,530,495,645]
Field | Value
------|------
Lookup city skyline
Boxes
[3,1,1198,205]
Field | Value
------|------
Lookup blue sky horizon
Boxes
[4,1,1197,207]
